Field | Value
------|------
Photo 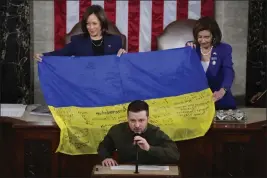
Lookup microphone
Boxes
[133,133,140,174]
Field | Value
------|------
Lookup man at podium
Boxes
[97,100,180,166]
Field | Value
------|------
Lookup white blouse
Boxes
[201,61,210,73]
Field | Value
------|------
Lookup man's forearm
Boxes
[97,138,114,161]
[148,144,180,162]
[98,147,113,161]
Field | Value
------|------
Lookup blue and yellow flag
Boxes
[38,47,215,155]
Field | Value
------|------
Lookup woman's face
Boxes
[197,30,212,48]
[86,13,102,37]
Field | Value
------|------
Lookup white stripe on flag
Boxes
[188,0,201,19]
[163,1,177,29]
[139,0,152,52]
[116,1,129,50]
[66,1,79,33]
[91,0,104,7]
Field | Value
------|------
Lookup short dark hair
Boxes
[193,16,222,46]
[81,5,109,36]
[127,100,149,116]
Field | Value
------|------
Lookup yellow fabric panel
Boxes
[49,88,215,155]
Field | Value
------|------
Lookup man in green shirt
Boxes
[97,100,180,166]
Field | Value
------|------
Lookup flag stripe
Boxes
[91,0,104,8]
[188,1,201,19]
[201,0,214,17]
[54,0,66,50]
[151,0,164,51]
[104,0,116,24]
[177,0,188,19]
[54,0,214,52]
[139,1,152,52]
[79,0,91,20]
[40,48,210,107]
[66,1,79,33]
[128,0,140,53]
[163,1,177,29]
[115,1,128,50]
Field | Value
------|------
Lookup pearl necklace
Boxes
[201,46,213,56]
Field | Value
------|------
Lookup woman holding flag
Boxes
[33,5,126,61]
[186,17,236,110]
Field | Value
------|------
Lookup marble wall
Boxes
[0,0,32,104]
[246,0,267,107]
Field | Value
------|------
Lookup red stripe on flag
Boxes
[128,0,140,52]
[151,0,164,51]
[104,0,116,24]
[54,0,66,50]
[79,0,92,20]
[201,0,214,17]
[177,0,188,19]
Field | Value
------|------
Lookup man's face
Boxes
[128,111,148,134]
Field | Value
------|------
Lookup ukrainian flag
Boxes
[38,47,215,155]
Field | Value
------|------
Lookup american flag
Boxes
[54,0,214,52]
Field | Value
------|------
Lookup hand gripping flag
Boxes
[38,47,215,155]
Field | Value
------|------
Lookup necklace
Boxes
[91,38,103,47]
[201,46,213,56]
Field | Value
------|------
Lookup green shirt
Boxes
[97,122,180,164]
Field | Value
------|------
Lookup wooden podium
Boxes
[91,165,181,178]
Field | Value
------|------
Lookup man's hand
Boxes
[102,158,118,166]
[134,136,150,151]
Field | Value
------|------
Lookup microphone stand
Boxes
[0,62,2,104]
[134,144,139,174]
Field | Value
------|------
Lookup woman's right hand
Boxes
[33,53,43,62]
[185,41,196,48]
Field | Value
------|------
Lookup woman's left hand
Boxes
[117,48,127,57]
[213,88,226,102]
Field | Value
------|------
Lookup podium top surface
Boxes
[92,165,179,176]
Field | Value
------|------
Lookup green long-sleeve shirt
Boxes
[97,122,180,164]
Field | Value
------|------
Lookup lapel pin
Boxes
[108,45,111,48]
[211,57,217,60]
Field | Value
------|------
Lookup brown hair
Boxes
[193,16,222,46]
[81,5,108,36]
[127,100,149,116]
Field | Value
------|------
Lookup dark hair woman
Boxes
[34,5,126,61]
[186,16,236,110]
